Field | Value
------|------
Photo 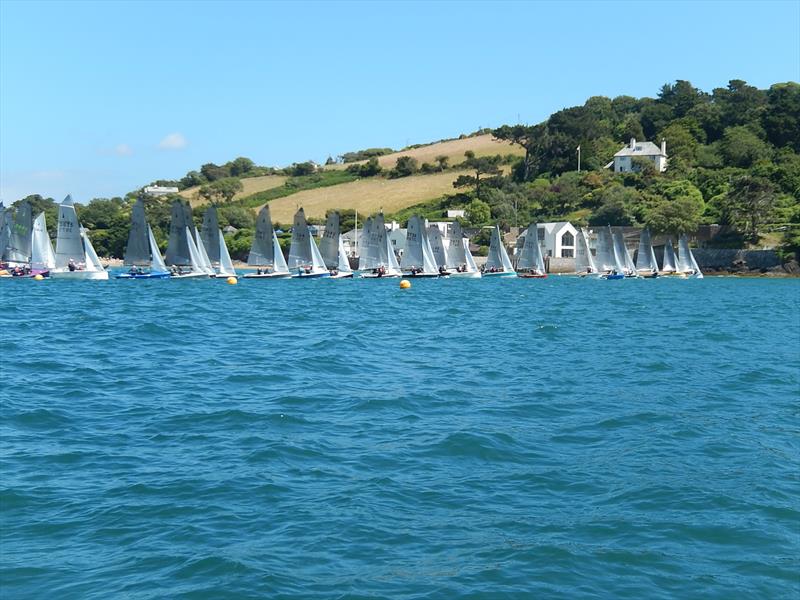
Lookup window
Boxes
[561,231,574,247]
[537,228,544,241]
[561,249,574,258]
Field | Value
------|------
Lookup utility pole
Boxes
[577,145,581,172]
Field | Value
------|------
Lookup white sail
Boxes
[485,225,515,272]
[81,228,105,272]
[31,213,56,270]
[427,225,448,268]
[689,246,704,279]
[612,229,635,275]
[288,208,312,269]
[337,235,352,273]
[217,230,236,277]
[272,231,289,273]
[635,229,657,273]
[319,212,340,269]
[185,226,208,274]
[610,228,629,273]
[575,228,597,274]
[662,238,677,272]
[194,233,216,275]
[309,233,328,273]
[248,206,275,266]
[401,216,437,273]
[446,222,467,268]
[463,238,479,273]
[678,234,702,277]
[594,227,615,272]
[357,216,375,271]
[148,225,169,273]
[55,196,86,269]
[385,233,402,274]
[517,223,545,274]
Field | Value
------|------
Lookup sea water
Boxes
[1,275,798,599]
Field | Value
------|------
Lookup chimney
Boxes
[661,138,667,155]
[630,137,636,150]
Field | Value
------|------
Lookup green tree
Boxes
[199,177,243,203]
[492,124,538,180]
[389,156,419,178]
[435,155,449,171]
[465,199,491,226]
[722,176,777,244]
[644,179,705,234]
[200,162,229,182]
[719,126,771,168]
[762,82,800,152]
[228,157,255,177]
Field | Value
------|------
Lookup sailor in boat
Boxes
[67,258,83,272]
[330,268,338,277]
[438,265,447,275]
[256,268,262,275]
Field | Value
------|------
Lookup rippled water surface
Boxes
[2,275,799,598]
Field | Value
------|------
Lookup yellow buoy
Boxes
[226,276,238,285]
[33,274,44,281]
[399,279,411,289]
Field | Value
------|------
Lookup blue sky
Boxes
[1,0,798,203]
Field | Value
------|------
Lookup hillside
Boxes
[328,134,524,170]
[180,174,287,205]
[264,169,472,223]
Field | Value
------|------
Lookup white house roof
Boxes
[614,140,665,157]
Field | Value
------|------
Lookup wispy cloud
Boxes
[158,132,187,150]
[114,143,133,156]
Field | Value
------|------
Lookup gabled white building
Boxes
[515,222,578,258]
[606,138,667,173]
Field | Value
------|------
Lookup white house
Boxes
[144,185,179,196]
[446,209,466,219]
[606,138,667,173]
[515,222,578,259]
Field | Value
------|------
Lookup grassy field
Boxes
[180,175,287,205]
[327,134,524,170]
[263,169,472,223]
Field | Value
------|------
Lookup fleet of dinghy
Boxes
[483,225,516,277]
[2,196,706,282]
[516,223,547,278]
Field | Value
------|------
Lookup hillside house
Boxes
[515,222,578,258]
[606,138,667,173]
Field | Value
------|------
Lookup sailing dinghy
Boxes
[660,238,681,276]
[401,216,441,277]
[575,227,597,276]
[2,201,34,276]
[677,233,704,278]
[116,198,171,279]
[164,200,208,278]
[427,225,451,276]
[243,205,291,279]
[516,223,547,278]
[613,229,638,277]
[445,221,481,278]
[359,213,401,278]
[319,211,353,278]
[50,195,108,280]
[482,225,516,277]
[635,229,659,278]
[595,226,625,279]
[288,208,330,278]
